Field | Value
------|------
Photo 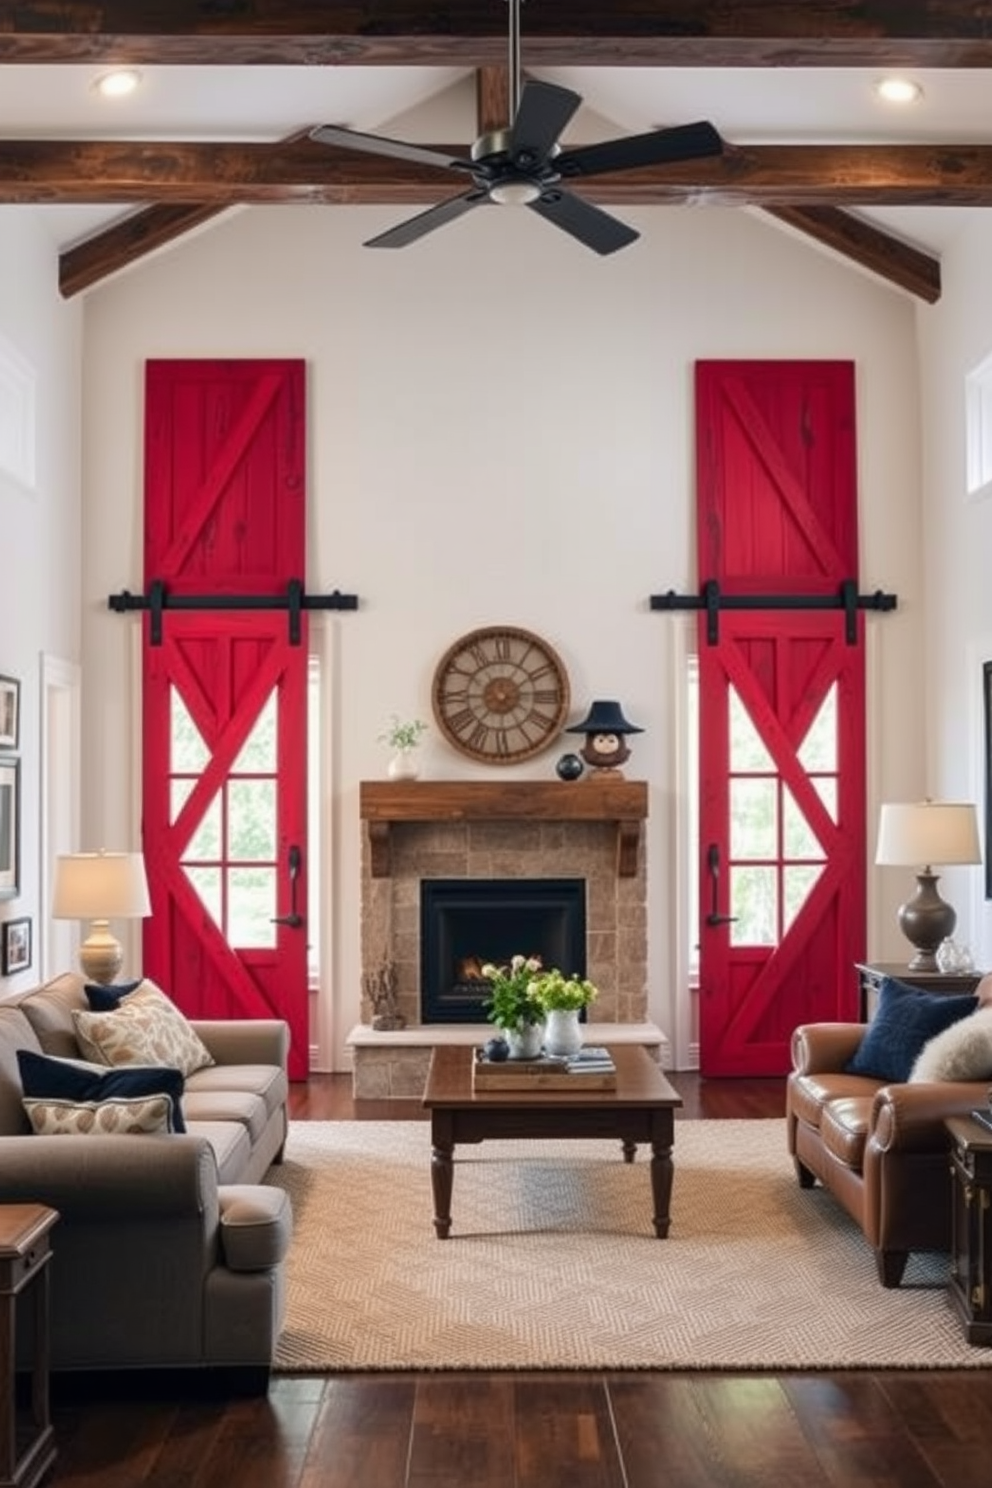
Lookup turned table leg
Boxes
[430,1140,454,1239]
[650,1138,674,1238]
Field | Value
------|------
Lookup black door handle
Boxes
[271,844,304,929]
[705,842,738,928]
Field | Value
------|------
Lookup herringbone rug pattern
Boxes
[268,1119,991,1372]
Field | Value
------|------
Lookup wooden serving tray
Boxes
[472,1052,617,1092]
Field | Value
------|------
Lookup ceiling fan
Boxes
[310,0,723,255]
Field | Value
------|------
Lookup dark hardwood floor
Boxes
[44,1073,992,1488]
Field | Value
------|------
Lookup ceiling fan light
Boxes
[489,180,542,206]
[93,68,142,99]
[874,76,923,106]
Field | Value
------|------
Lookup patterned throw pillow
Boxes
[23,1093,174,1136]
[71,980,215,1078]
[16,1048,187,1133]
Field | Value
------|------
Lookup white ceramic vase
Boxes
[504,1022,545,1060]
[387,749,420,781]
[544,1007,583,1058]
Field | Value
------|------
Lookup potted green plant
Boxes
[530,968,598,1057]
[378,714,428,780]
[481,955,545,1059]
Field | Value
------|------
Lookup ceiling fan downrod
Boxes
[471,0,540,202]
[507,0,523,122]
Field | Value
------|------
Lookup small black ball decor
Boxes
[483,1037,510,1062]
[555,752,585,781]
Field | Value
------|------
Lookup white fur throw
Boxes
[909,1007,992,1082]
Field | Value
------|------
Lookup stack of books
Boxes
[566,1046,615,1075]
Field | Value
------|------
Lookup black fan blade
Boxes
[527,189,639,256]
[365,190,490,249]
[508,80,582,166]
[556,120,722,179]
[310,124,474,175]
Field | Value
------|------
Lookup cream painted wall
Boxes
[917,217,992,973]
[79,197,925,1069]
[0,208,83,992]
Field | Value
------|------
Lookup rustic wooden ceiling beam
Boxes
[18,140,992,206]
[54,54,945,302]
[58,204,229,297]
[2,3,992,67]
[760,205,941,303]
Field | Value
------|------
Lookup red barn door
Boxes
[141,360,310,1078]
[696,361,866,1075]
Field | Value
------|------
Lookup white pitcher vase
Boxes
[504,1022,545,1060]
[543,1008,583,1058]
[387,748,420,781]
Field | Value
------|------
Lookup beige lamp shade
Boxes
[875,802,982,868]
[52,851,151,984]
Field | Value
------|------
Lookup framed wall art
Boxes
[1,916,30,976]
[0,758,18,898]
[0,675,18,749]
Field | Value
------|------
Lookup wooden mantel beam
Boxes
[1,3,992,68]
[359,780,649,879]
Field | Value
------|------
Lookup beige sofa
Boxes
[0,973,292,1390]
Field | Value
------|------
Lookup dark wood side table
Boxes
[856,962,983,1022]
[945,1115,992,1346]
[0,1205,58,1488]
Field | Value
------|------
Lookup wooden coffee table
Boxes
[422,1044,683,1239]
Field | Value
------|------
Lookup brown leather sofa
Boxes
[787,1020,990,1286]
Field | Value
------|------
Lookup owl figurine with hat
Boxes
[566,700,644,776]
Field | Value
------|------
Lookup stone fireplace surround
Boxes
[349,779,665,1096]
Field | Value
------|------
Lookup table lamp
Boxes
[874,802,982,971]
[52,850,151,985]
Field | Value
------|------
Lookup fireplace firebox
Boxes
[420,878,586,1024]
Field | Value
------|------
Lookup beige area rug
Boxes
[267,1119,992,1373]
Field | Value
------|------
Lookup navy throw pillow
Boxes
[844,976,978,1083]
[16,1049,187,1133]
[84,979,142,1011]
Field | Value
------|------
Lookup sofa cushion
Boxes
[182,1089,268,1145]
[909,1007,992,1083]
[16,973,90,1058]
[844,977,978,1083]
[16,1049,187,1133]
[184,1062,289,1121]
[185,1119,253,1185]
[788,1070,882,1130]
[72,981,215,1077]
[819,1095,873,1171]
[23,1092,175,1135]
[0,1007,44,1135]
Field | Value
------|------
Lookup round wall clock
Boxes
[431,625,570,764]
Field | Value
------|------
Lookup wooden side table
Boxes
[855,962,983,1022]
[0,1205,58,1488]
[945,1115,992,1346]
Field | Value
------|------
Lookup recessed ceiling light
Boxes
[874,77,923,106]
[93,69,142,100]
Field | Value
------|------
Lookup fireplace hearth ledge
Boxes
[346,1020,669,1099]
